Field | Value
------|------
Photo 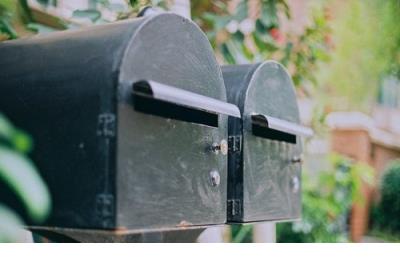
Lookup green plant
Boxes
[0,113,51,242]
[0,0,29,39]
[231,224,253,243]
[318,0,400,111]
[0,0,174,39]
[373,160,400,234]
[277,154,374,243]
[195,0,332,95]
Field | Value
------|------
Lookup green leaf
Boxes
[202,13,231,32]
[0,18,17,39]
[278,0,291,19]
[18,0,33,23]
[0,113,14,140]
[73,9,102,22]
[221,43,236,65]
[108,3,126,12]
[0,204,25,242]
[0,146,51,223]
[0,113,32,153]
[129,0,138,7]
[255,18,268,35]
[232,31,244,42]
[234,0,248,21]
[224,39,249,64]
[260,0,279,28]
[232,224,252,243]
[27,23,58,34]
[252,31,279,53]
[0,0,15,13]
[36,0,56,6]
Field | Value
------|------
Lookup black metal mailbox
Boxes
[0,13,240,233]
[222,61,312,223]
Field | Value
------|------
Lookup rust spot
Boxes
[114,226,129,235]
[177,220,193,228]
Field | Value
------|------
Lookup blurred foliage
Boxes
[277,154,374,243]
[67,0,167,24]
[370,160,400,236]
[0,113,51,242]
[0,0,32,40]
[231,224,253,243]
[319,0,400,111]
[0,0,17,39]
[0,0,167,38]
[194,0,332,96]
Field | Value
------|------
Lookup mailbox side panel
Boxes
[0,20,141,229]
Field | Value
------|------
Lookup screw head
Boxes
[209,170,221,187]
[291,155,303,164]
[211,140,228,155]
[220,140,228,155]
[211,142,220,154]
[290,175,300,193]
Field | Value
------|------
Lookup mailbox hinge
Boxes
[228,135,242,153]
[228,199,242,218]
[95,193,115,227]
[97,113,116,138]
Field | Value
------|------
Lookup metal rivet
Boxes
[291,175,300,193]
[211,143,220,154]
[220,140,228,155]
[211,139,228,156]
[291,155,303,164]
[209,170,221,187]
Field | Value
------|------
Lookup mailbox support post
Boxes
[253,223,276,243]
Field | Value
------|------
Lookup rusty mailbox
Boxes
[222,61,312,223]
[0,13,240,233]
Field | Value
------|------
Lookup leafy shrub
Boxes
[231,224,253,243]
[277,154,374,243]
[0,113,51,242]
[374,161,400,233]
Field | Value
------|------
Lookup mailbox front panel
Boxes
[116,14,229,230]
[243,62,302,222]
[223,62,305,223]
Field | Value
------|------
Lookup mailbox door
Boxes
[242,61,304,222]
[116,14,236,230]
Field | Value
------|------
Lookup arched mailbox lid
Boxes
[223,61,312,223]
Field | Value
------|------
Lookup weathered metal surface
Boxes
[223,61,306,223]
[0,13,231,233]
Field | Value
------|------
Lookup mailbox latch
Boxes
[228,135,242,154]
[95,193,115,227]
